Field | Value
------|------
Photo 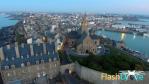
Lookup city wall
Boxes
[74,62,149,84]
[60,63,75,74]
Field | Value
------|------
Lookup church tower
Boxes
[81,14,88,33]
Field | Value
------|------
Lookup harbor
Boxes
[0,14,18,29]
[96,30,149,62]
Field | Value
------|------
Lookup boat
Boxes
[133,32,136,39]
[143,33,149,37]
[102,35,107,38]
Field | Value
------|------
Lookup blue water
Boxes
[0,14,18,29]
[96,30,149,57]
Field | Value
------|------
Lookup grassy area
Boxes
[69,46,149,75]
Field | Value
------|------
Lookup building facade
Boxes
[65,15,100,55]
[77,35,97,55]
[0,42,60,84]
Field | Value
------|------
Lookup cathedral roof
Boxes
[77,32,88,45]
[90,34,99,40]
[67,31,81,39]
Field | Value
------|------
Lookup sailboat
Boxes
[143,33,149,38]
[133,32,136,39]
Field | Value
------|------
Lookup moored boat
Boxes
[143,33,149,37]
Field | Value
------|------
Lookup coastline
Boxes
[97,28,144,36]
[96,28,149,62]
[0,15,18,29]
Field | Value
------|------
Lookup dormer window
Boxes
[11,65,15,69]
[48,52,50,55]
[36,61,39,64]
[41,60,44,64]
[21,63,25,67]
[42,72,46,76]
[5,66,9,70]
[27,62,30,66]
[36,53,38,56]
[49,58,51,62]
[53,51,55,55]
[21,43,24,48]
[21,56,24,59]
[7,73,10,77]
[12,57,15,60]
[38,43,40,46]
[40,53,42,56]
[15,42,18,46]
[37,73,40,78]
[7,45,10,49]
[27,54,29,58]
[94,41,97,44]
[6,58,9,61]
[54,58,57,61]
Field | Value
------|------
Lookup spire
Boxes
[81,14,88,33]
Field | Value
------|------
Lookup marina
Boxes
[96,30,149,59]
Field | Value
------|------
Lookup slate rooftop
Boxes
[0,42,59,70]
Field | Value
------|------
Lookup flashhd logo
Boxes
[119,70,145,80]
[101,70,145,81]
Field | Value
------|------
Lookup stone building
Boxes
[0,42,60,84]
[66,15,100,55]
[76,15,100,55]
[77,35,98,55]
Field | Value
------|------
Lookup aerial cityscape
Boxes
[0,0,149,84]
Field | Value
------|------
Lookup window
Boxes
[21,44,24,48]
[41,60,44,63]
[21,63,25,67]
[36,61,39,64]
[95,41,97,44]
[37,73,40,77]
[36,53,38,56]
[40,53,42,56]
[54,58,57,61]
[42,72,46,76]
[53,51,55,55]
[6,58,9,61]
[21,56,24,59]
[7,45,10,49]
[48,52,50,55]
[5,66,9,70]
[27,62,30,66]
[7,73,10,77]
[86,50,89,53]
[11,65,15,69]
[12,57,14,60]
[38,43,40,46]
[27,54,29,58]
[49,58,51,62]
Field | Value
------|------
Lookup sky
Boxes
[0,0,149,15]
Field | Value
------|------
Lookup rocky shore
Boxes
[0,21,26,47]
[0,26,16,47]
